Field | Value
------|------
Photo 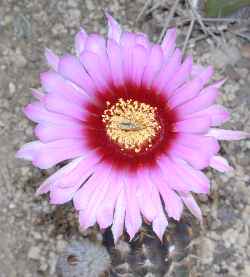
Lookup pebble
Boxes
[28,246,41,260]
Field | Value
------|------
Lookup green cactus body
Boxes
[205,0,250,17]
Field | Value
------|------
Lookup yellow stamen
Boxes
[102,98,161,153]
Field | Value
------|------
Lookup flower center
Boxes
[102,98,161,153]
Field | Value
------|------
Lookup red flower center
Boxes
[85,82,178,172]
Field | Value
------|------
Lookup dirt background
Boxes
[0,0,250,276]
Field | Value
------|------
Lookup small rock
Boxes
[8,82,16,95]
[241,44,250,59]
[28,246,41,260]
[211,45,241,69]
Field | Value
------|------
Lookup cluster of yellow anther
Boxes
[102,98,161,153]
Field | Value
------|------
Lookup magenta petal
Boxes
[161,28,176,61]
[111,188,126,243]
[137,171,157,222]
[120,32,136,81]
[152,48,182,94]
[157,158,190,192]
[142,45,163,88]
[16,141,44,161]
[85,34,106,56]
[75,28,88,56]
[154,178,183,221]
[135,33,151,51]
[40,71,90,105]
[33,139,87,169]
[168,78,204,109]
[96,173,124,229]
[58,54,96,95]
[35,123,85,142]
[151,187,168,240]
[78,164,113,229]
[80,51,110,91]
[168,157,210,194]
[175,87,219,117]
[24,102,79,125]
[131,45,147,87]
[31,89,45,101]
[209,155,233,172]
[44,93,88,121]
[45,48,59,71]
[192,105,230,127]
[169,143,209,169]
[107,39,124,86]
[174,116,211,134]
[176,134,220,156]
[166,55,193,92]
[36,157,83,195]
[106,12,122,43]
[180,193,202,222]
[124,175,142,240]
[207,128,250,140]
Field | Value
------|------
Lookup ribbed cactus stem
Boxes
[205,0,250,17]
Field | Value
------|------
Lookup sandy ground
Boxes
[0,0,250,276]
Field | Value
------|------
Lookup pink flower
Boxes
[17,14,249,242]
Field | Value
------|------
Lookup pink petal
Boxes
[106,12,122,43]
[209,155,233,172]
[35,123,85,142]
[96,173,124,229]
[45,48,59,71]
[175,87,219,117]
[142,45,163,88]
[161,28,176,61]
[191,105,230,127]
[40,71,90,105]
[36,157,83,195]
[210,78,226,89]
[33,139,87,169]
[168,78,204,109]
[207,128,250,140]
[169,143,209,169]
[16,141,44,161]
[135,33,151,51]
[151,187,168,240]
[111,188,126,243]
[153,176,183,221]
[44,93,88,121]
[85,34,106,56]
[158,156,210,194]
[199,66,213,85]
[131,45,147,87]
[174,116,211,134]
[137,171,157,222]
[120,32,136,81]
[180,193,202,221]
[24,102,79,125]
[107,39,124,87]
[59,151,100,189]
[31,89,45,101]
[75,28,88,56]
[80,51,110,91]
[124,175,142,240]
[157,158,190,192]
[168,157,210,194]
[166,55,193,92]
[78,164,113,229]
[152,48,182,94]
[58,54,96,95]
[176,134,219,156]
